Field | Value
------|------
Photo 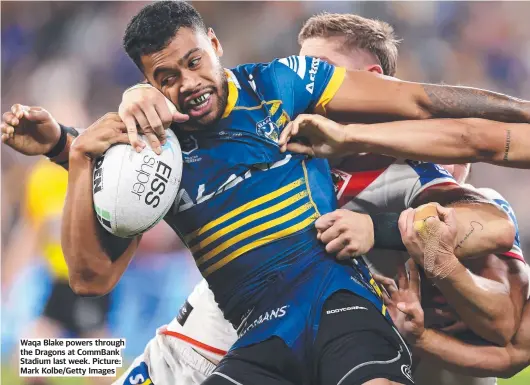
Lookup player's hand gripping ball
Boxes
[92,126,183,238]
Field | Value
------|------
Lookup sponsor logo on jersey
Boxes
[401,364,414,383]
[256,116,279,143]
[125,362,151,385]
[305,57,320,94]
[180,135,202,163]
[175,155,292,213]
[326,306,367,315]
[130,155,173,209]
[176,300,193,326]
[278,55,307,80]
[180,135,199,155]
[239,305,289,337]
[93,155,104,194]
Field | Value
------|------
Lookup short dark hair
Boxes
[123,1,207,69]
[299,13,400,76]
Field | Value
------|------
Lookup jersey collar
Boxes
[222,69,239,119]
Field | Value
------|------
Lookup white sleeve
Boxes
[404,160,458,208]
[336,157,457,213]
[474,187,524,262]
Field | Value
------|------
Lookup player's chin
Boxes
[195,109,223,127]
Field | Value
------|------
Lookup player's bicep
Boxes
[324,71,428,123]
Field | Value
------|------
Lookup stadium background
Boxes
[1,1,529,384]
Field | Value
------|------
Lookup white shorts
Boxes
[414,359,497,385]
[113,331,217,385]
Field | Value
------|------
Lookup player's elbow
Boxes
[498,361,527,379]
[69,277,114,297]
[494,220,516,254]
[68,265,116,297]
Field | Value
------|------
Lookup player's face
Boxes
[300,36,383,74]
[141,27,227,129]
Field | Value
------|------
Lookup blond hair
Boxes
[299,13,400,76]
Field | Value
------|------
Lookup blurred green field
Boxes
[2,365,530,384]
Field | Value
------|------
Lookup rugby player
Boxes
[67,1,530,383]
[1,3,527,385]
[112,11,527,385]
[377,219,530,380]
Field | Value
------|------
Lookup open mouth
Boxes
[189,92,211,108]
[185,91,214,119]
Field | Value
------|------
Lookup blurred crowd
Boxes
[2,0,530,362]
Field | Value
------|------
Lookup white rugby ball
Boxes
[92,130,182,238]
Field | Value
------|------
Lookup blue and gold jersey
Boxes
[165,56,353,324]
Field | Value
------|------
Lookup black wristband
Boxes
[371,212,407,251]
[44,124,69,158]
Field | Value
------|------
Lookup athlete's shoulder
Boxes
[230,56,337,99]
[470,185,524,262]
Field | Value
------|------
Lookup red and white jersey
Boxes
[161,279,238,362]
[332,155,458,277]
[332,154,458,214]
[114,280,237,385]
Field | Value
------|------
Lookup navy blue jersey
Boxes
[163,56,374,326]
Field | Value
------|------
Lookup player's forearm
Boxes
[418,84,530,123]
[62,151,137,296]
[433,262,515,345]
[415,328,514,377]
[414,189,515,259]
[449,203,514,259]
[345,119,530,168]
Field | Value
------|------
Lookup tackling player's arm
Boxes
[344,119,530,168]
[1,103,79,170]
[415,298,530,378]
[433,255,527,346]
[400,207,526,345]
[324,70,530,124]
[412,187,515,260]
[62,113,140,296]
[377,260,530,378]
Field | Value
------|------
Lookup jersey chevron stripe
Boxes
[196,202,314,266]
[190,190,309,253]
[185,178,305,242]
[314,67,346,116]
[202,213,318,277]
[302,160,321,217]
[278,56,306,79]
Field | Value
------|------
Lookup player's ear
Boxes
[208,28,223,58]
[365,64,383,75]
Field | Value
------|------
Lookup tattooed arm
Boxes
[324,71,530,123]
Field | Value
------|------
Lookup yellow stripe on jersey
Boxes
[202,213,319,277]
[382,304,387,316]
[185,178,305,242]
[302,160,321,217]
[370,278,382,296]
[233,100,282,112]
[314,67,346,116]
[190,191,309,253]
[196,202,314,266]
[222,70,239,119]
